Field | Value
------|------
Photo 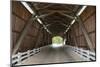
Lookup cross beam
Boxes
[12,15,35,54]
[76,17,95,52]
[12,2,53,54]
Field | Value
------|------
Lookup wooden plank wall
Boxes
[66,6,96,50]
[12,1,52,52]
[12,1,40,52]
[12,1,31,51]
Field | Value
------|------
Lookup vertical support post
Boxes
[77,16,94,52]
[70,29,75,46]
[66,33,69,45]
[46,33,48,45]
[34,28,43,48]
[27,50,30,58]
[69,31,72,45]
[12,15,35,54]
[71,29,78,47]
[17,52,21,64]
[67,33,68,45]
[72,25,80,50]
[87,50,90,60]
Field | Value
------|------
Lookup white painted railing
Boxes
[12,45,96,66]
[66,45,96,61]
[12,48,40,65]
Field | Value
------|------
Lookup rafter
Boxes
[36,4,54,10]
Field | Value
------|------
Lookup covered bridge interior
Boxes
[11,1,96,66]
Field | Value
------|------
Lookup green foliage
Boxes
[52,36,63,44]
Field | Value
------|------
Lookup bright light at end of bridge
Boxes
[51,36,64,48]
[51,43,64,48]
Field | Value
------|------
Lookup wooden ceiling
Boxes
[26,2,82,34]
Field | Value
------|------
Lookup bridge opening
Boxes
[52,36,64,48]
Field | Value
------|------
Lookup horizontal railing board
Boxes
[65,45,95,61]
[12,47,41,65]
